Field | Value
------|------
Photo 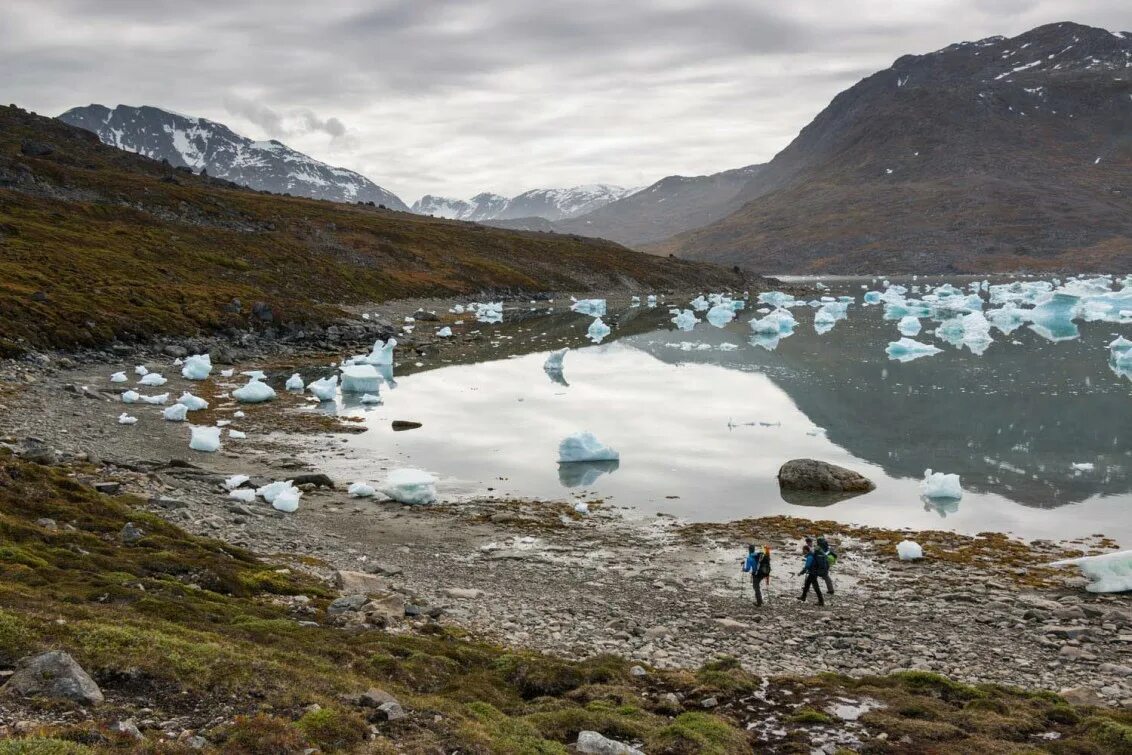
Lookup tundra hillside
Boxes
[0,105,741,356]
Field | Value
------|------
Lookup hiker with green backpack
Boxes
[742,544,772,607]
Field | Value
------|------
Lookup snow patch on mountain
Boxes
[411,184,640,222]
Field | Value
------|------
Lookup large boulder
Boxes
[335,570,389,595]
[3,651,104,705]
[576,731,645,755]
[777,459,875,493]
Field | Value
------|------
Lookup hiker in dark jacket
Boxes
[815,536,836,595]
[797,546,828,606]
[742,544,771,607]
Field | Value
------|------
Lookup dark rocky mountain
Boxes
[58,104,409,210]
[650,22,1132,272]
[411,185,637,222]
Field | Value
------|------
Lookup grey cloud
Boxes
[223,95,348,140]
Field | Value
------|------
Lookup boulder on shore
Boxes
[777,459,876,493]
[3,651,104,705]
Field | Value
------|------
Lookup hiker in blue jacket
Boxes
[742,544,771,607]
[797,542,829,606]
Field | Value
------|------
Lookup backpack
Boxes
[827,551,837,568]
[757,553,772,577]
[811,549,830,576]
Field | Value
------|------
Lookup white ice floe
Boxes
[671,309,699,331]
[117,412,138,425]
[381,468,437,504]
[897,540,924,560]
[228,489,256,503]
[436,326,453,338]
[571,298,607,317]
[135,365,149,376]
[137,393,169,405]
[921,469,963,499]
[340,364,382,393]
[181,354,212,380]
[758,291,797,308]
[360,393,382,404]
[544,348,568,372]
[1071,462,1095,472]
[365,338,397,365]
[307,375,338,401]
[272,487,301,513]
[285,373,305,391]
[139,372,167,386]
[189,425,222,453]
[706,304,736,328]
[233,379,276,403]
[178,392,208,411]
[162,404,188,422]
[110,372,127,383]
[121,390,140,404]
[229,430,246,439]
[885,338,942,362]
[224,474,250,491]
[1050,550,1132,593]
[348,481,376,498]
[750,309,796,335]
[242,370,267,380]
[558,432,620,463]
[587,317,611,343]
[897,316,922,336]
[473,302,504,324]
[256,480,295,503]
[646,295,657,307]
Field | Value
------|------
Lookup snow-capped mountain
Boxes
[411,185,638,222]
[57,104,408,210]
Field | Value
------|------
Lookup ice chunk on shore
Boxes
[272,487,301,513]
[121,390,140,404]
[178,392,208,411]
[646,295,657,307]
[348,481,376,498]
[255,480,294,503]
[706,304,735,328]
[228,430,246,439]
[117,412,138,425]
[473,302,504,324]
[139,372,167,386]
[587,317,611,343]
[897,316,922,336]
[574,501,590,514]
[436,326,453,338]
[189,425,221,453]
[307,375,338,401]
[137,393,169,405]
[671,309,698,331]
[163,404,188,422]
[135,365,149,376]
[544,348,568,373]
[241,370,267,381]
[1050,550,1132,593]
[897,540,924,560]
[224,474,250,491]
[366,338,397,366]
[381,468,437,504]
[285,373,304,391]
[886,338,942,362]
[233,379,276,403]
[110,372,127,383]
[571,298,607,317]
[921,469,963,499]
[340,364,382,393]
[558,432,620,463]
[181,354,212,380]
[228,489,256,503]
[360,393,382,404]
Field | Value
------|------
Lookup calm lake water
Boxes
[309,278,1132,545]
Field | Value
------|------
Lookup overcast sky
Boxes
[4,1,1129,202]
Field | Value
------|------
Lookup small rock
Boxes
[3,651,104,705]
[35,518,57,530]
[701,696,719,708]
[328,594,368,615]
[576,730,644,755]
[120,522,144,544]
[629,665,647,678]
[1060,686,1104,707]
[93,481,122,495]
[358,688,400,708]
[335,570,389,595]
[112,720,144,740]
[377,701,407,721]
[392,420,423,432]
[441,588,483,600]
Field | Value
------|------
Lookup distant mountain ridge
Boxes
[58,104,409,210]
[412,184,639,222]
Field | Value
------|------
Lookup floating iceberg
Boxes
[706,304,735,328]
[181,354,212,380]
[307,375,338,401]
[381,468,437,504]
[758,291,796,308]
[896,540,924,561]
[671,309,698,331]
[224,474,250,491]
[587,317,611,343]
[436,326,453,338]
[473,302,504,324]
[986,304,1027,335]
[544,348,568,373]
[1071,462,1095,472]
[360,393,382,404]
[558,432,620,463]
[366,338,397,366]
[189,425,222,453]
[162,404,188,422]
[885,338,942,363]
[863,291,882,305]
[690,295,710,312]
[139,372,167,386]
[228,489,256,503]
[1027,292,1080,342]
[750,309,796,335]
[117,412,138,425]
[1108,336,1132,356]
[110,372,127,383]
[897,316,922,336]
[178,392,208,411]
[1050,550,1132,593]
[285,373,305,391]
[233,379,276,403]
[921,469,962,499]
[340,364,382,393]
[571,298,607,317]
[348,481,376,498]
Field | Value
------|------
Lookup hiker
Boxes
[802,536,814,556]
[742,544,772,607]
[816,536,836,595]
[797,542,829,606]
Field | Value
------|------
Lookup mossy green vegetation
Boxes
[1,454,1129,753]
[0,105,739,355]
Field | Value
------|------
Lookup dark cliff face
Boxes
[654,22,1132,273]
[58,104,409,210]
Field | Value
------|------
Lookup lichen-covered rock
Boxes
[4,651,104,705]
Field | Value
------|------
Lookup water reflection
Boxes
[558,460,620,487]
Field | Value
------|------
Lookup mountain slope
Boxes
[411,185,638,222]
[555,165,767,246]
[650,22,1132,273]
[0,105,740,354]
[58,104,410,210]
